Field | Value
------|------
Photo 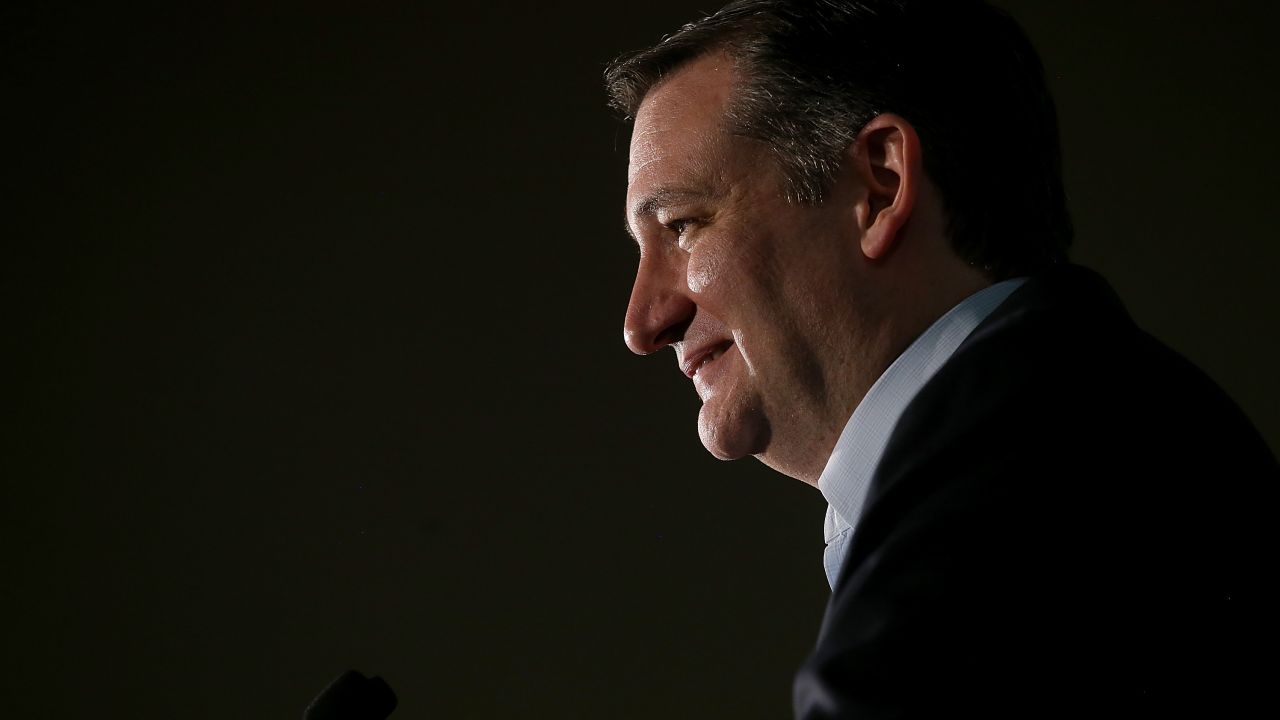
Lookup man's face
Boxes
[624,53,870,472]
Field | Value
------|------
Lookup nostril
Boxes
[625,265,696,355]
[624,308,690,356]
[653,316,693,351]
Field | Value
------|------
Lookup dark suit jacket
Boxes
[793,265,1277,719]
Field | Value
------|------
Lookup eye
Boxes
[662,217,704,251]
[663,218,694,236]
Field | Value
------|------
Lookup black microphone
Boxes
[304,670,398,720]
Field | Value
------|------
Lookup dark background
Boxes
[4,1,1277,717]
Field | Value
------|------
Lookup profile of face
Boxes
[622,52,917,479]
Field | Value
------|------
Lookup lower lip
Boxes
[693,344,735,395]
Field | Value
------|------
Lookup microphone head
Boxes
[304,670,398,720]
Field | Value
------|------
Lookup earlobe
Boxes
[851,114,920,261]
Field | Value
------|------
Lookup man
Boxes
[607,1,1277,718]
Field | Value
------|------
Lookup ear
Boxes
[848,113,922,261]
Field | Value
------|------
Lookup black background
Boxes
[4,1,1277,717]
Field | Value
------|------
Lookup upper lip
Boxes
[680,340,732,379]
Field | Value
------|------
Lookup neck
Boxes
[761,256,992,486]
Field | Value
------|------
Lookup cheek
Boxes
[687,229,781,312]
[685,247,722,295]
[686,231,753,296]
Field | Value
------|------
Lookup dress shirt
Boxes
[818,278,1027,590]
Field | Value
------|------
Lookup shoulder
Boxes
[794,264,1278,719]
[886,264,1267,476]
[863,264,1274,545]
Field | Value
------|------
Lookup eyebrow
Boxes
[625,186,717,241]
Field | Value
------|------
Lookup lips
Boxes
[681,340,733,379]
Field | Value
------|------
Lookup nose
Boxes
[624,251,695,355]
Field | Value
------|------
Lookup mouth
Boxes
[681,340,734,379]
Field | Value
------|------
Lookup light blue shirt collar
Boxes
[818,278,1027,590]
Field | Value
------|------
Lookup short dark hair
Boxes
[605,0,1072,279]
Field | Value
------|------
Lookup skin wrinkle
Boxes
[626,53,847,472]
[626,136,726,250]
[622,51,990,483]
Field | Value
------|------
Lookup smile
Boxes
[682,340,735,381]
[694,346,727,376]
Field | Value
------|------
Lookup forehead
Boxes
[627,52,736,191]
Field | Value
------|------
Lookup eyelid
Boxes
[659,218,697,253]
[659,211,708,233]
[664,218,694,234]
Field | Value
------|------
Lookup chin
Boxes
[697,404,770,461]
